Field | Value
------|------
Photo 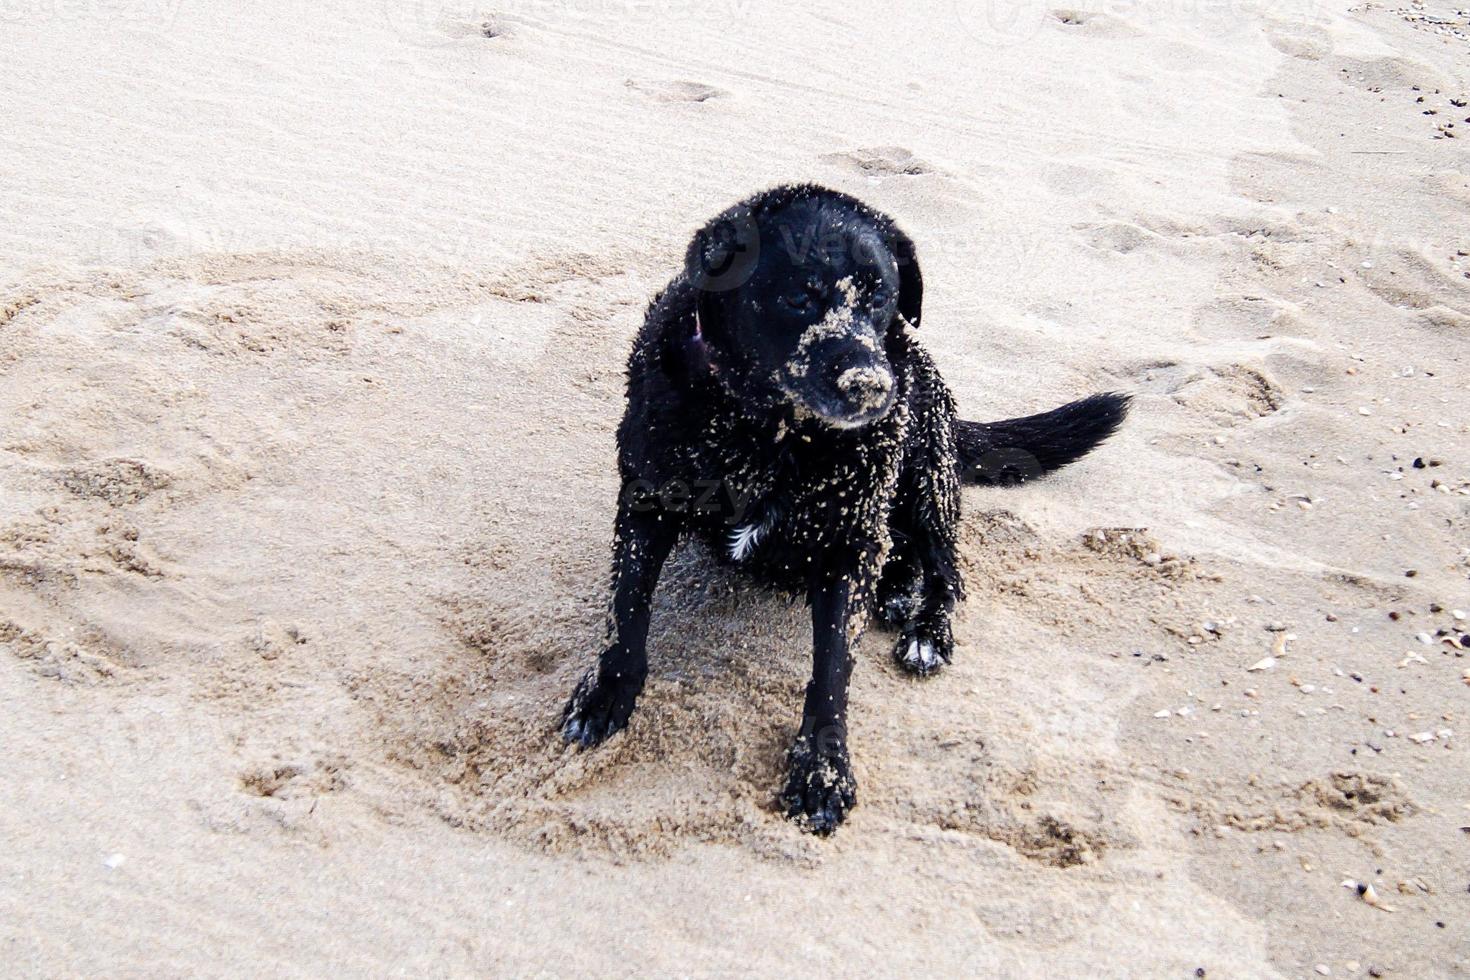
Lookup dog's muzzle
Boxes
[783,338,897,429]
[835,364,894,413]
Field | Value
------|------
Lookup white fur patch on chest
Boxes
[728,519,769,562]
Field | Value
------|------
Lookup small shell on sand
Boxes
[1341,879,1396,912]
[1248,657,1276,671]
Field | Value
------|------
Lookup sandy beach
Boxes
[2,0,1468,974]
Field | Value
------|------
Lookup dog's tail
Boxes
[956,392,1131,485]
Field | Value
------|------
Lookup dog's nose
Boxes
[835,364,894,412]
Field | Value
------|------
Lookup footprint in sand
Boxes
[1173,364,1287,422]
[1077,220,1156,254]
[819,146,934,178]
[625,79,726,104]
[439,15,516,41]
[1,294,40,326]
[1051,8,1140,35]
[1264,20,1332,60]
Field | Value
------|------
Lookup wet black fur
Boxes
[561,184,1129,834]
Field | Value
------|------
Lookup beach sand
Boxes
[2,0,1468,974]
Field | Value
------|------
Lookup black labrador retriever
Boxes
[562,184,1129,834]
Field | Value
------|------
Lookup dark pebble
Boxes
[1413,458,1425,468]
[1405,570,1418,578]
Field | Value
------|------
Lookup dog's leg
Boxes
[561,505,677,747]
[781,572,863,834]
[890,469,963,678]
[874,534,922,630]
[895,545,959,677]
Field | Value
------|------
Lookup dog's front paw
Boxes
[894,617,953,677]
[561,666,643,748]
[780,735,856,835]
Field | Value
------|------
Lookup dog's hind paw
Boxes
[560,667,642,748]
[894,619,953,677]
[780,736,856,835]
[874,563,922,632]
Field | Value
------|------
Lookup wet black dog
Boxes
[562,184,1129,834]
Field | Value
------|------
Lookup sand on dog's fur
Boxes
[2,1,1469,975]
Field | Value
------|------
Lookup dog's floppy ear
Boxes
[890,224,923,330]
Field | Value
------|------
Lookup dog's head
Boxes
[684,185,923,430]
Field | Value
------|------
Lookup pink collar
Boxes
[690,310,717,377]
